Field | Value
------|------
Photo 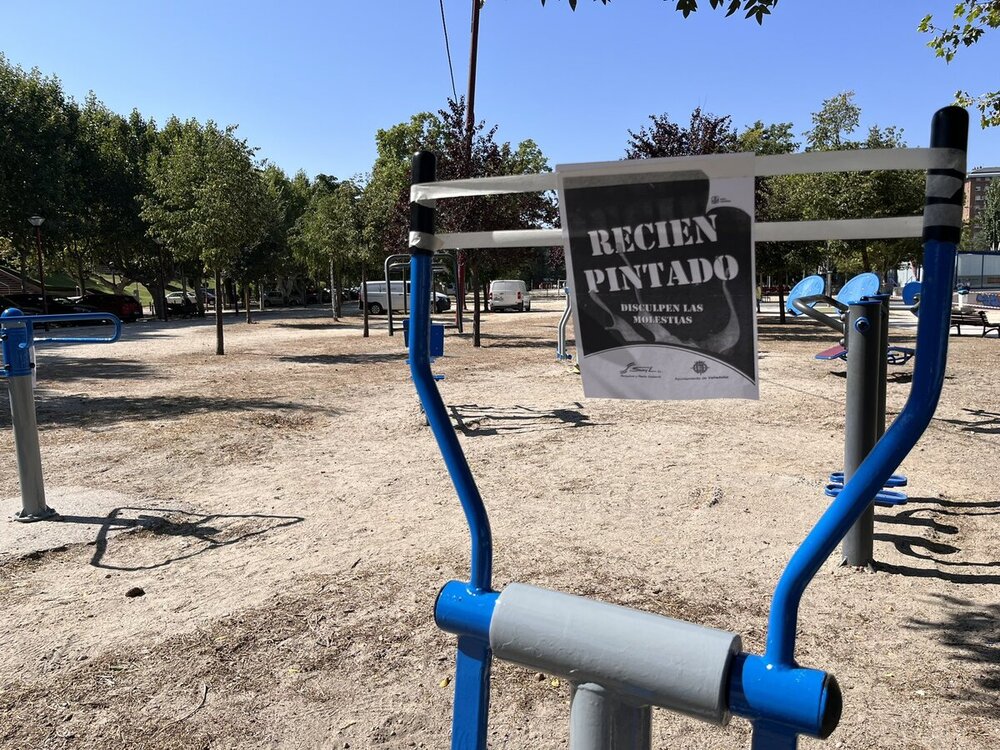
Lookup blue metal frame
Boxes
[409,103,967,750]
[1,309,122,378]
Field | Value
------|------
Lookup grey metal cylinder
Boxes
[568,683,652,750]
[876,295,890,438]
[569,684,612,750]
[489,583,741,725]
[841,300,883,566]
[8,374,55,521]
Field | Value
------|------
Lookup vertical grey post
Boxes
[875,294,890,438]
[569,684,651,750]
[841,299,883,566]
[612,702,652,749]
[569,683,612,750]
[8,373,56,521]
[557,290,573,360]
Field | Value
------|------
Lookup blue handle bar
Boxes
[1,308,123,345]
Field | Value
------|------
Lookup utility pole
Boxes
[460,0,483,340]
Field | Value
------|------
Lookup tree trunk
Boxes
[19,249,28,292]
[193,270,205,317]
[232,279,239,317]
[777,288,786,324]
[361,266,369,337]
[157,263,168,321]
[258,279,265,311]
[861,246,872,272]
[244,285,252,324]
[334,267,343,320]
[329,258,338,320]
[472,267,481,348]
[215,268,225,355]
[75,252,87,297]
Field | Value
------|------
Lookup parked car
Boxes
[255,290,285,307]
[360,281,450,314]
[4,293,99,319]
[0,294,43,315]
[165,295,198,317]
[487,280,531,312]
[73,293,144,323]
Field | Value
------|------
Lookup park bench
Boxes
[950,308,1000,337]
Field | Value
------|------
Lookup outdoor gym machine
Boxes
[1,308,122,521]
[786,276,910,566]
[385,252,460,336]
[406,105,967,749]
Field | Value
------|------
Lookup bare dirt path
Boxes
[1,301,997,749]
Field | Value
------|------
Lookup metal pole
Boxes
[569,684,612,750]
[385,255,395,336]
[875,294,890,438]
[9,373,55,521]
[841,299,883,567]
[2,314,55,521]
[557,289,573,360]
[612,702,652,750]
[34,225,48,316]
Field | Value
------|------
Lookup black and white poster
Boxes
[557,154,758,400]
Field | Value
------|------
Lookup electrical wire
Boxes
[439,0,458,101]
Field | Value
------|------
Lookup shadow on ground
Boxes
[904,594,1000,718]
[876,496,1000,584]
[44,506,304,571]
[1,394,333,430]
[937,408,1000,435]
[449,402,596,437]
[279,352,407,366]
[34,356,160,383]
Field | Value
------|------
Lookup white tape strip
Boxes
[410,148,965,203]
[431,217,923,249]
[408,231,444,251]
[755,217,923,242]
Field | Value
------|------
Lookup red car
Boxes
[74,293,144,323]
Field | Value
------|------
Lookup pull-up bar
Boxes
[406,106,968,750]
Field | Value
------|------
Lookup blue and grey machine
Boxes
[1,308,122,521]
[406,106,967,749]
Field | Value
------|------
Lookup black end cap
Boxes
[819,674,843,739]
[930,106,969,152]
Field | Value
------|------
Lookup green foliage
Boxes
[920,2,1000,126]
[540,0,779,23]
[0,55,76,255]
[141,120,269,273]
[976,179,1000,251]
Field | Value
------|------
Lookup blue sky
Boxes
[1,1,997,179]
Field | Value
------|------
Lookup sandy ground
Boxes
[0,298,998,750]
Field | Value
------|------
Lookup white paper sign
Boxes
[557,154,758,400]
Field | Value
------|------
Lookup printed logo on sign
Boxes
[692,360,709,374]
[620,362,662,379]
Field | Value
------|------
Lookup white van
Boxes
[488,280,530,312]
[360,281,450,314]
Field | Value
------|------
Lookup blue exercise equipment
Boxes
[405,106,968,750]
[1,308,122,521]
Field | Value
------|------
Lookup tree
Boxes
[540,0,778,24]
[142,120,269,354]
[920,2,1000,126]
[292,178,366,321]
[976,179,1000,251]
[0,55,76,289]
[625,108,738,159]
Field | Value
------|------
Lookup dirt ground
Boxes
[0,298,997,750]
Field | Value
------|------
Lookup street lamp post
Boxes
[28,216,47,316]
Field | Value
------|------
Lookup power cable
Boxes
[439,0,458,101]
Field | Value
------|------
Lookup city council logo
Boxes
[692,360,709,375]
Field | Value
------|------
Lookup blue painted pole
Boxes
[408,151,494,749]
[764,106,968,668]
